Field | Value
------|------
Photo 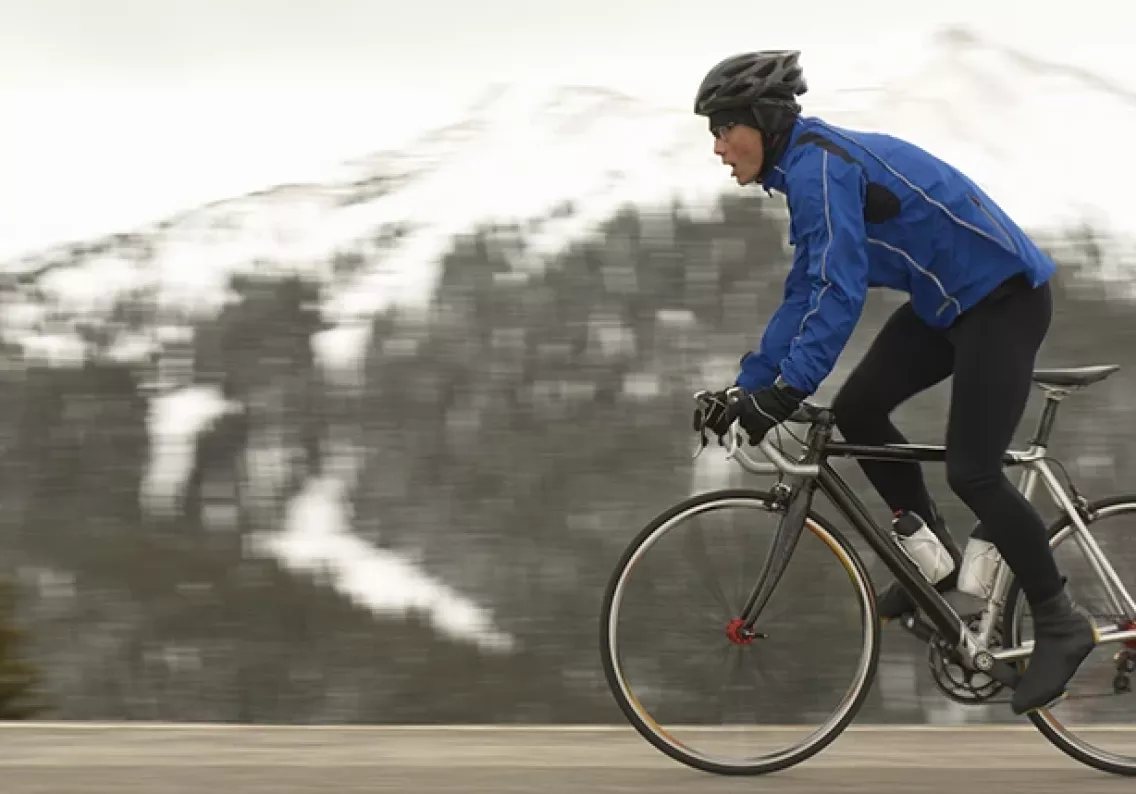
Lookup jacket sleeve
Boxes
[769,146,870,396]
[735,243,812,391]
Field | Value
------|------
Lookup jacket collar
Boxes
[759,116,806,195]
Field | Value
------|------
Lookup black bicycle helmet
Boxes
[693,50,807,118]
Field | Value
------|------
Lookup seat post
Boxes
[1029,389,1065,448]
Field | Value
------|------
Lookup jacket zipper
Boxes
[968,194,1017,255]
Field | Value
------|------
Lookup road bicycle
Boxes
[599,364,1136,776]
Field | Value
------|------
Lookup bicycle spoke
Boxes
[680,601,736,629]
[683,523,735,618]
[730,509,761,610]
[715,646,746,724]
[750,646,790,693]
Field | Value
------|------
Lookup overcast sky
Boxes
[7,1,1135,96]
[3,0,1136,257]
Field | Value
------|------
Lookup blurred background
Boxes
[0,0,1134,726]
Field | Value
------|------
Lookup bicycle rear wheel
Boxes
[1003,494,1136,776]
[599,487,880,775]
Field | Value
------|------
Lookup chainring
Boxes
[926,617,1006,705]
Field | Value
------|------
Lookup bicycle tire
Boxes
[1002,493,1136,776]
[598,487,880,775]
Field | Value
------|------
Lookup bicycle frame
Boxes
[702,386,1136,690]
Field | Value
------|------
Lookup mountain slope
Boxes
[10,28,1136,355]
[1,84,748,386]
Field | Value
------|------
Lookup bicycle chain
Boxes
[918,613,1135,707]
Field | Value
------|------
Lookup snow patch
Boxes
[311,322,373,387]
[141,385,243,516]
[266,474,515,652]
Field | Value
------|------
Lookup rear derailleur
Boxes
[1113,647,1135,694]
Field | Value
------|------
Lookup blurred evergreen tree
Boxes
[0,579,45,719]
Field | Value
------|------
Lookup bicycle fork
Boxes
[735,477,819,639]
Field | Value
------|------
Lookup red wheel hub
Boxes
[726,618,755,646]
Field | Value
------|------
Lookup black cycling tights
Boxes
[831,277,1063,608]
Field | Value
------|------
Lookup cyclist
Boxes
[693,49,1096,715]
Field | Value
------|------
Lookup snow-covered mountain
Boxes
[8,28,1136,371]
[8,28,1136,491]
[0,81,744,379]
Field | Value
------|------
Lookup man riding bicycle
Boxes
[692,49,1096,715]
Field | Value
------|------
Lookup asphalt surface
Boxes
[1,723,1134,793]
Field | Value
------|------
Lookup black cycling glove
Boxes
[734,381,807,444]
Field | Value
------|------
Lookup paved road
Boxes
[0,724,1133,793]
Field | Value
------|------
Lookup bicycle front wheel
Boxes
[599,487,880,776]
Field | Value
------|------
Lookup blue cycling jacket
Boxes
[736,116,1057,396]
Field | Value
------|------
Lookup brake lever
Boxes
[724,423,745,459]
[691,431,708,460]
[691,390,710,459]
[692,388,745,457]
[721,386,750,454]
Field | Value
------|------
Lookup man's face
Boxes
[712,123,765,185]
